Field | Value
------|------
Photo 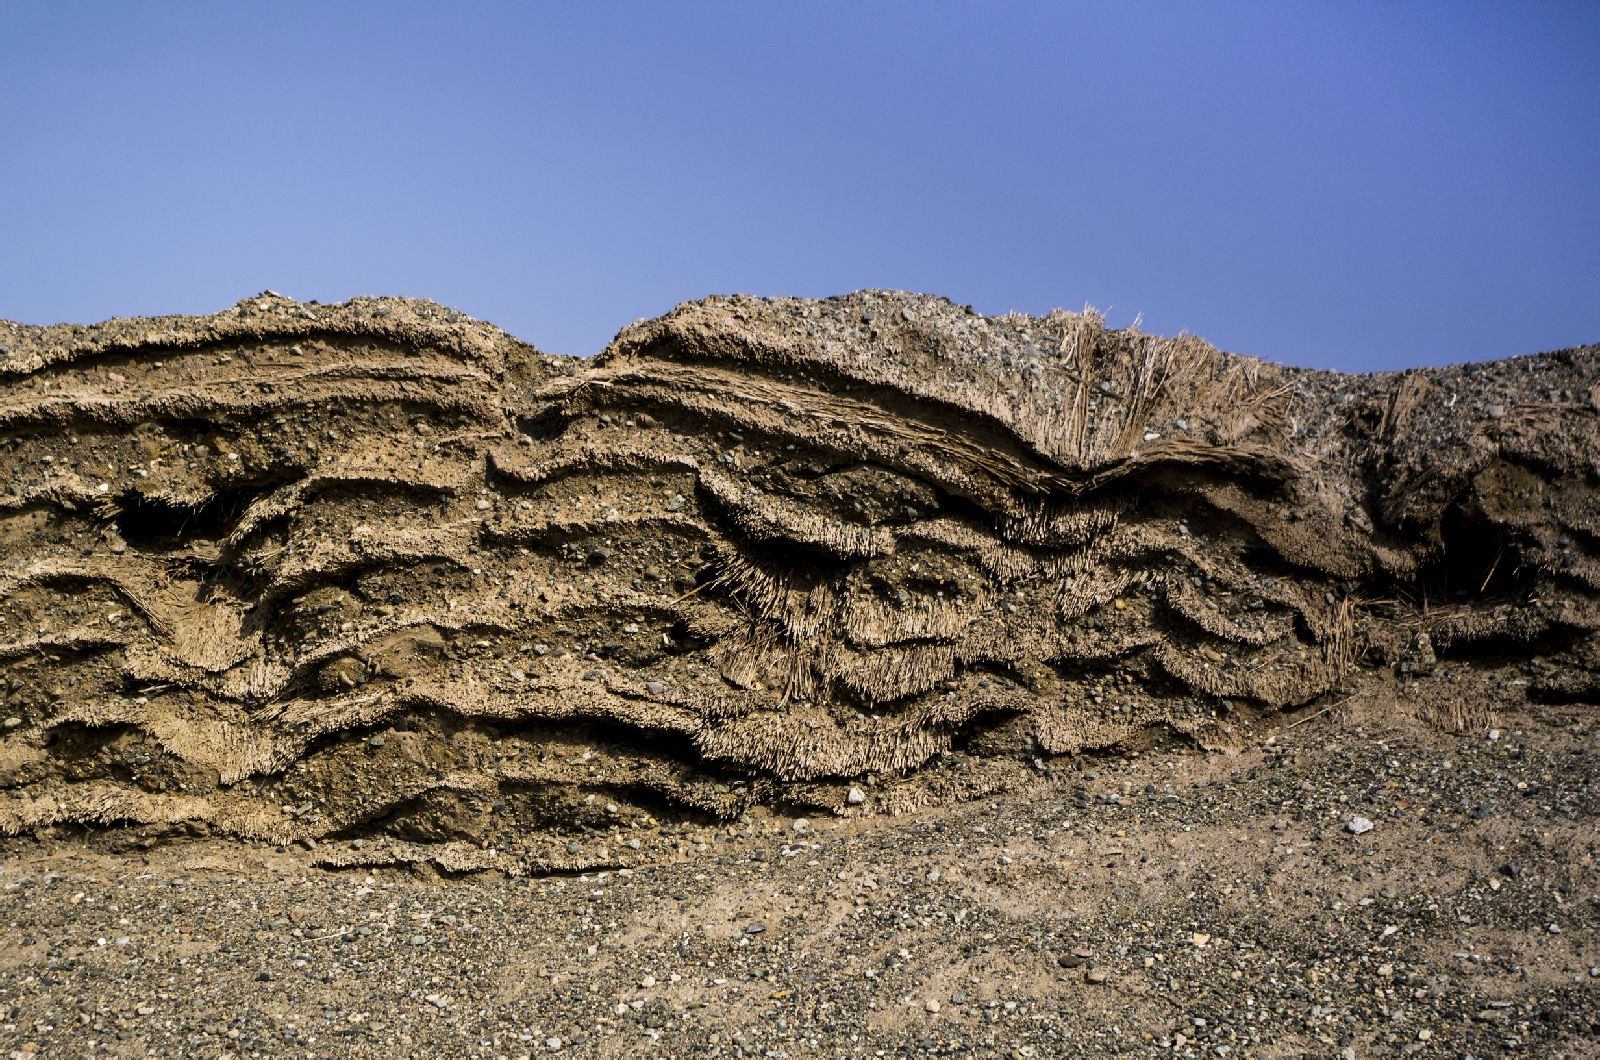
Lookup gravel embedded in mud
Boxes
[0,696,1595,1057]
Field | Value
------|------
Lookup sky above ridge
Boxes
[2,1,1597,370]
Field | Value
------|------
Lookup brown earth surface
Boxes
[0,291,1596,1056]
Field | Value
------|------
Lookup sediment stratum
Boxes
[1,291,1595,872]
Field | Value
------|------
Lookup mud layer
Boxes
[1,291,1596,872]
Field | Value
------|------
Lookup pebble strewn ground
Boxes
[2,695,1596,1058]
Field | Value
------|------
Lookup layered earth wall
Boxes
[1,292,1595,871]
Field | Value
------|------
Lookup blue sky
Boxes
[2,2,1597,370]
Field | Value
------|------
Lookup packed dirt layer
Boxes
[1,692,1596,1057]
[0,291,1597,876]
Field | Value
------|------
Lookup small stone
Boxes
[474,498,492,511]
[1346,816,1374,835]
[409,935,426,946]
[545,1037,563,1051]
[792,818,810,833]
[1486,404,1505,419]
[2,717,20,729]
[1057,954,1086,969]
[924,998,940,1013]
[846,786,866,805]
[744,923,766,935]
[1084,967,1110,984]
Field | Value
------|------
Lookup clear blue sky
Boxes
[3,2,1597,370]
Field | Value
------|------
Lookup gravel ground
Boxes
[2,692,1596,1059]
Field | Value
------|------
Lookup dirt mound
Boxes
[1,291,1596,872]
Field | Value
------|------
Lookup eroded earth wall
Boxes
[1,292,1596,871]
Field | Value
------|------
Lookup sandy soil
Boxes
[1,690,1595,1058]
[1,291,1597,1055]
